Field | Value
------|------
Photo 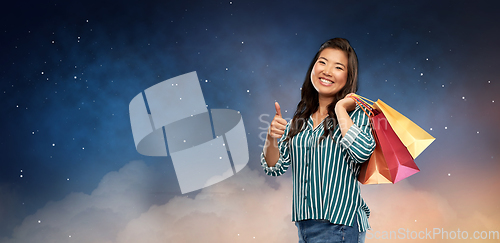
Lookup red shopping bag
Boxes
[352,96,420,184]
[371,111,419,183]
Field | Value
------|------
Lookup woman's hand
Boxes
[335,93,356,137]
[335,93,357,113]
[268,102,288,139]
[264,102,287,167]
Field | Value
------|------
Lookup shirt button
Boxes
[304,180,308,183]
[304,196,307,200]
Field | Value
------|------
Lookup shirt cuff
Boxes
[339,124,362,149]
[261,151,281,173]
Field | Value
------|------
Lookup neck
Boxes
[317,95,334,115]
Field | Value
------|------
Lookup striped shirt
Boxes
[261,105,375,232]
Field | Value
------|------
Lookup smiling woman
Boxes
[261,38,374,243]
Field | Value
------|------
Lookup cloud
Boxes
[1,161,297,243]
[3,160,499,243]
[361,180,500,242]
[362,181,456,230]
[2,161,166,243]
[114,167,296,243]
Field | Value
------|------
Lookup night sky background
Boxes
[1,0,499,242]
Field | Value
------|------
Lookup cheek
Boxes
[310,67,319,90]
[337,72,348,83]
[310,65,319,80]
[310,69,316,82]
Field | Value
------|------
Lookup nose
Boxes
[322,66,333,76]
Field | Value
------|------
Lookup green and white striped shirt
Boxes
[261,105,375,232]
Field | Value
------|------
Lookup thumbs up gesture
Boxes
[268,102,288,139]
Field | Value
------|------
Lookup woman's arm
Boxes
[335,94,375,163]
[261,102,292,177]
[263,134,280,167]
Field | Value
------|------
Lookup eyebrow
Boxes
[318,57,346,68]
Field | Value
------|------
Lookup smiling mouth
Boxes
[320,78,333,85]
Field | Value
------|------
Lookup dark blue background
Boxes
[1,0,499,241]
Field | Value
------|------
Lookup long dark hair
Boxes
[285,38,359,143]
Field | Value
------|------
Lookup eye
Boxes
[336,66,344,70]
[318,60,326,65]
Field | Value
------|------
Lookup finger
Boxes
[272,121,287,131]
[271,126,285,135]
[275,117,287,126]
[270,128,285,138]
[270,133,283,139]
[275,102,282,117]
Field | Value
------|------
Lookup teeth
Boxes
[320,78,333,84]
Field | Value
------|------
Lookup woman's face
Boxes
[310,48,348,98]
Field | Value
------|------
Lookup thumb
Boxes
[275,102,282,117]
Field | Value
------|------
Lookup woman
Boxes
[261,38,375,243]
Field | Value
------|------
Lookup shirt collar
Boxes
[308,115,333,131]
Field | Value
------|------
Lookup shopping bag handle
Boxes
[351,94,376,105]
[350,95,374,117]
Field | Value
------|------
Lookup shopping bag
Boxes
[352,95,420,184]
[353,97,392,184]
[373,100,435,158]
[357,137,392,184]
[354,95,435,159]
[371,111,419,183]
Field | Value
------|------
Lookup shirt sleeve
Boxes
[339,106,375,163]
[260,122,292,176]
